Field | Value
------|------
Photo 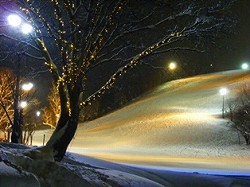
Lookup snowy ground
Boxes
[28,70,250,186]
[1,143,250,187]
[34,70,250,171]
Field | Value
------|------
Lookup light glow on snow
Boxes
[33,70,250,173]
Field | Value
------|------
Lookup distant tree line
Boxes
[228,84,250,145]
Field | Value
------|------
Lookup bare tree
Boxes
[21,98,41,145]
[229,84,250,145]
[0,68,15,142]
[0,66,38,143]
[42,82,60,129]
[0,0,235,161]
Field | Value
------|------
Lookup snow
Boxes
[1,143,250,187]
[60,70,250,172]
[25,70,250,186]
[0,143,165,186]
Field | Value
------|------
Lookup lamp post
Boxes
[11,54,21,143]
[11,82,33,143]
[19,100,28,143]
[7,14,33,143]
[219,87,229,118]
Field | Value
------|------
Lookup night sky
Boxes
[0,0,249,103]
[153,0,250,74]
[183,0,250,72]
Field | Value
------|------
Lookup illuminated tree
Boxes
[0,67,38,143]
[42,82,60,129]
[0,0,235,161]
[0,68,15,142]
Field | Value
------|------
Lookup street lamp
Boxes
[22,82,34,91]
[168,62,177,70]
[11,82,33,143]
[36,111,41,117]
[219,87,229,118]
[21,23,33,34]
[7,14,33,34]
[241,63,249,70]
[7,14,22,27]
[20,100,28,108]
[8,14,34,143]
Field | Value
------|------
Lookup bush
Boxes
[230,84,250,145]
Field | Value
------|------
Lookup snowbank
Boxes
[0,143,164,187]
[1,143,250,187]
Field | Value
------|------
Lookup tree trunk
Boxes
[11,57,21,143]
[46,86,80,161]
[47,116,79,161]
[243,134,250,145]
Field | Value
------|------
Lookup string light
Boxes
[18,0,185,110]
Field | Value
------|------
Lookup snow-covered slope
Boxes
[5,70,248,186]
[1,144,250,187]
[33,70,250,172]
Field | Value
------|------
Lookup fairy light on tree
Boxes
[1,0,236,161]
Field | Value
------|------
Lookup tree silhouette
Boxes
[0,0,235,161]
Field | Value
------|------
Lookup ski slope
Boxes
[33,70,250,173]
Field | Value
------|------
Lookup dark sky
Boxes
[197,0,249,71]
[155,0,250,74]
[0,0,249,102]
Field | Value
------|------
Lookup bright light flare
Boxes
[20,101,27,108]
[22,82,34,91]
[168,62,177,70]
[219,88,228,96]
[21,23,33,34]
[36,111,41,117]
[7,14,22,27]
[241,63,249,70]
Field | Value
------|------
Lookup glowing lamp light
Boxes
[36,111,41,117]
[7,14,22,27]
[21,23,33,34]
[219,87,228,96]
[219,87,229,118]
[22,82,34,91]
[20,101,27,109]
[241,63,249,70]
[168,62,177,70]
